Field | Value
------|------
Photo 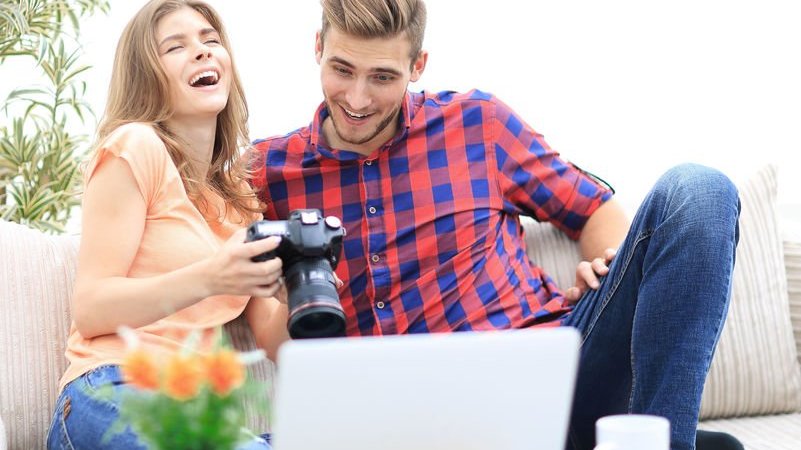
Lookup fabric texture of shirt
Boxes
[252,90,612,337]
[60,122,257,390]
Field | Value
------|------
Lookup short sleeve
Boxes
[491,96,613,239]
[84,123,168,207]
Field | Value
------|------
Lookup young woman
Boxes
[46,1,285,448]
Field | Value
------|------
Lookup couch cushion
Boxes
[0,220,78,450]
[699,165,801,419]
[224,314,276,433]
[520,215,582,291]
[784,230,801,368]
[698,413,801,450]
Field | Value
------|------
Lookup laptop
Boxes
[271,327,580,450]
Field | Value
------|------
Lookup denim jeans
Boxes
[562,164,740,450]
[46,365,272,450]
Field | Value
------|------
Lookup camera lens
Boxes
[284,259,346,339]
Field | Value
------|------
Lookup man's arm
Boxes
[579,197,629,261]
[565,198,630,303]
[245,296,291,363]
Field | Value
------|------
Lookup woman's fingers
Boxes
[241,236,282,260]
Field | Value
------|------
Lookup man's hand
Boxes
[565,248,617,304]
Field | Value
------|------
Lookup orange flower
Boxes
[205,349,245,397]
[162,353,205,400]
[121,349,160,390]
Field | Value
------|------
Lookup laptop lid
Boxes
[271,327,580,450]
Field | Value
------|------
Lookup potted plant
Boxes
[0,0,109,233]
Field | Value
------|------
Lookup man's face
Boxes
[315,27,427,155]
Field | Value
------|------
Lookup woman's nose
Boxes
[195,44,212,61]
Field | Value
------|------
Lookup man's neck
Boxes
[320,110,402,157]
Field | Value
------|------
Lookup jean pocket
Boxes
[82,365,124,392]
[78,365,127,414]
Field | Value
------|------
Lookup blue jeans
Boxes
[46,365,272,450]
[562,164,740,450]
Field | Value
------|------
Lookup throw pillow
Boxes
[699,165,801,419]
[783,229,801,368]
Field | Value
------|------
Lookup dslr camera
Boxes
[246,209,346,339]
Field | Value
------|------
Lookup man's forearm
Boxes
[245,297,291,363]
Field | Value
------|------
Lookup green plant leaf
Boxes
[5,87,51,99]
[1,0,109,234]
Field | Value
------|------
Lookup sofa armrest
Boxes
[0,220,79,449]
[783,222,801,368]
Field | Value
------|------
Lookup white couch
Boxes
[1,165,799,449]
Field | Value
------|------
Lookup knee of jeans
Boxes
[656,163,739,218]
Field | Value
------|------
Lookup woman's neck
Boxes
[166,117,217,179]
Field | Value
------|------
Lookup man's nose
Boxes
[345,79,371,111]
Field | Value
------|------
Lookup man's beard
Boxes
[326,100,401,147]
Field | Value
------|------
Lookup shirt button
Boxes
[368,206,377,214]
[376,301,385,309]
[371,254,380,263]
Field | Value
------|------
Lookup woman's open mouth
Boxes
[188,70,220,88]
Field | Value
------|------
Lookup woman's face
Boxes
[155,7,232,124]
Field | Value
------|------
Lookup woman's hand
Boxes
[564,248,617,304]
[202,228,285,299]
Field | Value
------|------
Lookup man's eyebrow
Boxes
[328,56,403,77]
[328,56,355,68]
[159,28,219,47]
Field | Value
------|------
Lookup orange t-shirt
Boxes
[60,122,259,390]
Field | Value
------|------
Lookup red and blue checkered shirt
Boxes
[251,90,613,336]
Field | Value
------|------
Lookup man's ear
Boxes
[315,30,323,65]
[409,50,428,82]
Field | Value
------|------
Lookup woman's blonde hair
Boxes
[97,0,257,220]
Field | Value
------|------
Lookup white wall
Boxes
[4,0,799,220]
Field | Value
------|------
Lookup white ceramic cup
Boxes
[594,414,670,450]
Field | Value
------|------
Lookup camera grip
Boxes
[251,250,276,263]
[245,220,285,263]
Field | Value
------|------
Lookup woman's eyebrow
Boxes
[159,28,218,47]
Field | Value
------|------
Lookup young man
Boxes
[248,1,741,449]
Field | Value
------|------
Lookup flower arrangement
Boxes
[104,327,269,450]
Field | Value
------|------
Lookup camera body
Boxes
[246,209,346,339]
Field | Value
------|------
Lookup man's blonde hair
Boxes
[320,0,427,64]
[97,0,257,219]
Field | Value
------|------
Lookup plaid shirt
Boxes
[252,90,612,336]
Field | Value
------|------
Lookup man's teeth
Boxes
[345,109,368,118]
[189,70,219,86]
